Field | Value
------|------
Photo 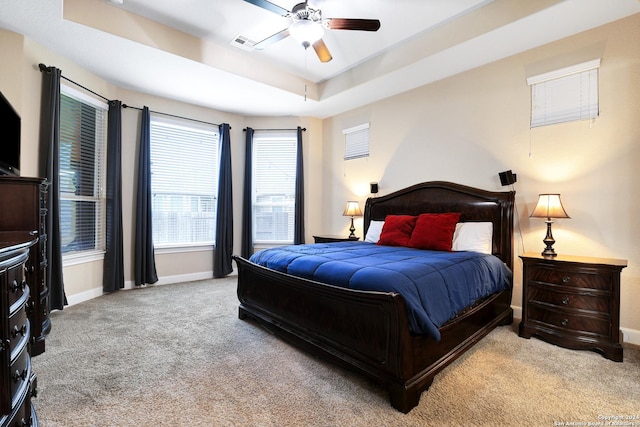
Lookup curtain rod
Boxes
[244,128,306,132]
[38,63,226,128]
[39,63,111,103]
[122,104,224,128]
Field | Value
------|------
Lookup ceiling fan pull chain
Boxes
[304,47,308,102]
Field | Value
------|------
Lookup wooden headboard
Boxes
[363,181,515,270]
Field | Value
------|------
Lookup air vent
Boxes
[230,35,256,51]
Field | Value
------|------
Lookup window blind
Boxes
[527,59,600,128]
[252,131,297,243]
[149,115,219,247]
[343,123,370,160]
[59,85,107,256]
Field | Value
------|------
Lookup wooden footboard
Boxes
[235,256,414,383]
[234,255,513,413]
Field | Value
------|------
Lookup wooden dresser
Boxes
[1,233,39,426]
[0,176,50,357]
[519,252,628,362]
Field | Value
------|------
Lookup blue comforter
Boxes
[249,242,512,340]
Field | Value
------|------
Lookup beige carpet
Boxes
[32,277,640,426]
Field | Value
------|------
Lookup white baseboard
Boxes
[511,305,640,347]
[64,269,238,307]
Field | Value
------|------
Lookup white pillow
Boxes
[452,222,493,254]
[364,220,385,243]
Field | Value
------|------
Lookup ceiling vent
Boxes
[230,35,256,51]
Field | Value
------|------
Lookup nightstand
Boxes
[519,252,627,362]
[313,235,360,243]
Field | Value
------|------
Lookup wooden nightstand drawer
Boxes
[527,286,610,314]
[529,265,612,291]
[527,305,610,337]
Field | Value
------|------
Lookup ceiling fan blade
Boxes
[254,28,290,50]
[312,39,332,63]
[242,0,290,16]
[325,18,381,31]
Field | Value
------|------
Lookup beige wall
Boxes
[322,14,640,342]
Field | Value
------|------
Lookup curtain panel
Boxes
[134,106,158,285]
[241,127,254,258]
[38,65,67,311]
[214,123,233,277]
[103,100,125,292]
[293,126,305,245]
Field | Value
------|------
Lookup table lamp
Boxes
[343,201,362,239]
[530,194,570,257]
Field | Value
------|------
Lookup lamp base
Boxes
[541,247,557,257]
[348,217,356,239]
[541,219,557,257]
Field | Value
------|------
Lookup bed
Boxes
[233,181,515,413]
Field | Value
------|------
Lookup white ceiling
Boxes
[1,0,639,118]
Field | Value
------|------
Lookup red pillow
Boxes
[377,215,417,247]
[408,213,461,251]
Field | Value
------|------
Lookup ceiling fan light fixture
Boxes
[289,19,324,47]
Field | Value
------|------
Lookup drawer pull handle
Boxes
[562,276,571,283]
[12,324,27,338]
[562,297,570,305]
[561,318,569,327]
[11,280,26,293]
[13,368,28,382]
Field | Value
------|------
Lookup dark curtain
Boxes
[241,127,254,259]
[214,123,233,277]
[134,106,158,285]
[103,100,124,292]
[293,126,305,244]
[38,66,67,310]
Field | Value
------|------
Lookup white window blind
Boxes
[149,115,219,247]
[59,85,107,256]
[343,123,370,160]
[527,59,600,128]
[252,131,297,244]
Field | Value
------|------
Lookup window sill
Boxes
[63,250,105,267]
[155,244,214,255]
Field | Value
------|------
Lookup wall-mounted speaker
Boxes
[370,182,379,194]
[499,170,517,186]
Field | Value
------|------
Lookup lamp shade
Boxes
[343,201,362,217]
[530,194,570,219]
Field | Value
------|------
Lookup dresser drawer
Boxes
[6,261,28,310]
[8,307,30,362]
[1,381,30,427]
[529,265,612,291]
[8,345,31,409]
[527,305,611,338]
[527,285,610,314]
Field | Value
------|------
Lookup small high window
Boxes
[343,123,370,160]
[527,59,600,128]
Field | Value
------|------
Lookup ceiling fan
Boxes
[243,0,381,63]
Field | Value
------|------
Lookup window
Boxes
[59,85,107,258]
[252,131,297,244]
[527,59,600,128]
[149,115,219,248]
[343,123,370,160]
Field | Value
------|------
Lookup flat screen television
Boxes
[0,91,21,176]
